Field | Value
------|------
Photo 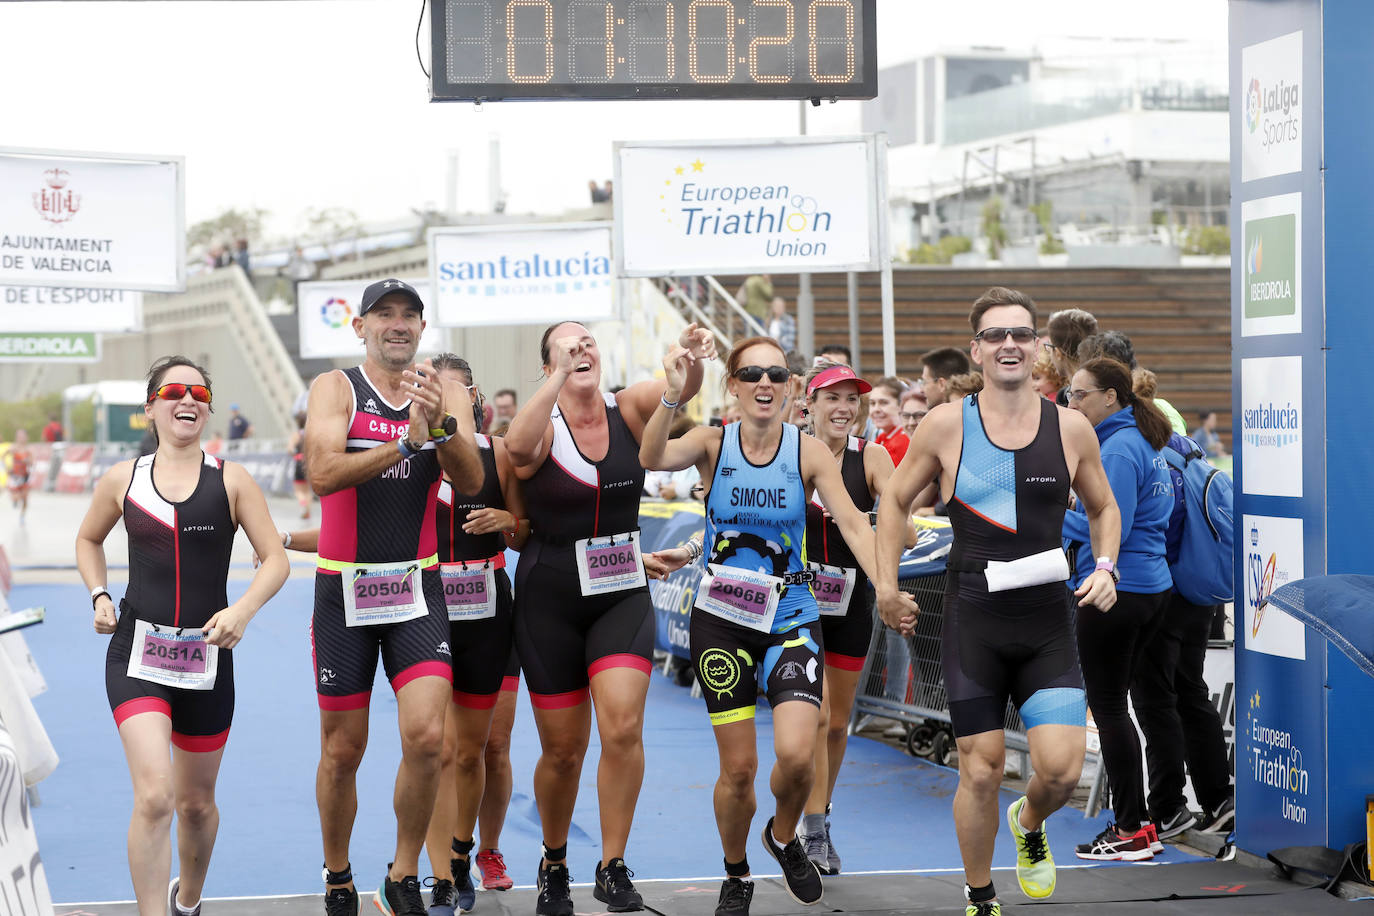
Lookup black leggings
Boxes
[1075,588,1168,831]
[1131,593,1233,819]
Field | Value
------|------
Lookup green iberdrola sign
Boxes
[0,331,100,362]
[1244,213,1297,318]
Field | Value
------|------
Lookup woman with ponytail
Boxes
[1061,357,1173,863]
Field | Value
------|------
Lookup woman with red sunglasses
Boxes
[76,356,289,916]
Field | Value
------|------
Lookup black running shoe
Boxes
[714,877,754,916]
[760,816,823,905]
[376,867,427,916]
[593,858,644,912]
[1156,806,1197,840]
[536,859,574,916]
[323,884,359,916]
[1200,797,1235,834]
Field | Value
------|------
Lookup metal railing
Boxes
[657,275,767,353]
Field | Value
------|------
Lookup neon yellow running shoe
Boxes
[965,900,1001,916]
[1006,796,1056,898]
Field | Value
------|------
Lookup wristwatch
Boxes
[429,414,458,443]
[91,586,112,608]
[1094,557,1120,583]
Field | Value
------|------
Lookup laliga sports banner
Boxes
[428,223,615,327]
[0,286,142,332]
[0,148,184,292]
[297,279,443,359]
[614,136,881,277]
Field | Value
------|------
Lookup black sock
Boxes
[966,881,996,904]
[324,862,353,886]
[724,858,750,878]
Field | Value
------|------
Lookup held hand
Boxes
[203,603,251,649]
[463,508,517,536]
[642,546,692,580]
[678,322,717,362]
[660,345,693,401]
[93,596,117,635]
[1074,569,1118,611]
[403,359,445,426]
[552,335,588,379]
[876,588,920,636]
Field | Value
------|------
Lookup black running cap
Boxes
[359,278,424,316]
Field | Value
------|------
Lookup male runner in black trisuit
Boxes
[875,287,1121,916]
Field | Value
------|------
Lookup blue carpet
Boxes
[13,580,1194,903]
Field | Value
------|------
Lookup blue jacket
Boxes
[1063,406,1173,593]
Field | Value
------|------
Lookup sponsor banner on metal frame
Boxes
[614,135,880,277]
[0,148,184,291]
[428,223,615,328]
[297,279,443,360]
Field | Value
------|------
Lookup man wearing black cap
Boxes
[305,278,483,915]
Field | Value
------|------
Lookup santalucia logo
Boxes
[437,250,611,281]
[1242,400,1299,449]
[661,157,833,259]
[1246,73,1300,149]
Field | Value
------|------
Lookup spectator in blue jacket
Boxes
[1062,356,1174,862]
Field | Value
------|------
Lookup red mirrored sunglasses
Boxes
[148,383,213,405]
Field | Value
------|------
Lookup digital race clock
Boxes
[430,0,876,101]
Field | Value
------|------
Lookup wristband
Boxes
[429,427,454,444]
[504,518,524,536]
[396,438,414,459]
[91,586,111,609]
[1094,556,1120,583]
[661,393,681,411]
[282,531,293,549]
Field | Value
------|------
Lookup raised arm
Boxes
[620,323,716,439]
[425,361,483,487]
[305,371,416,496]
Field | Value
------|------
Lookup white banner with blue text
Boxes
[428,223,615,328]
[614,136,878,276]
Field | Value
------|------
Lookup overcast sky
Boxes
[0,0,1228,240]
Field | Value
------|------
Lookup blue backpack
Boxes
[1161,433,1234,605]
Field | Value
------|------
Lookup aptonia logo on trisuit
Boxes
[32,169,82,224]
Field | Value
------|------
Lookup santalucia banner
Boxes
[0,148,184,292]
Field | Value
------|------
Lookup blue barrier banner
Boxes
[639,501,706,660]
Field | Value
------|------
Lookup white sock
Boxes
[176,900,200,916]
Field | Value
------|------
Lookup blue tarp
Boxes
[1264,574,1374,678]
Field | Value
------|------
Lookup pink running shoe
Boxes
[475,848,514,891]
